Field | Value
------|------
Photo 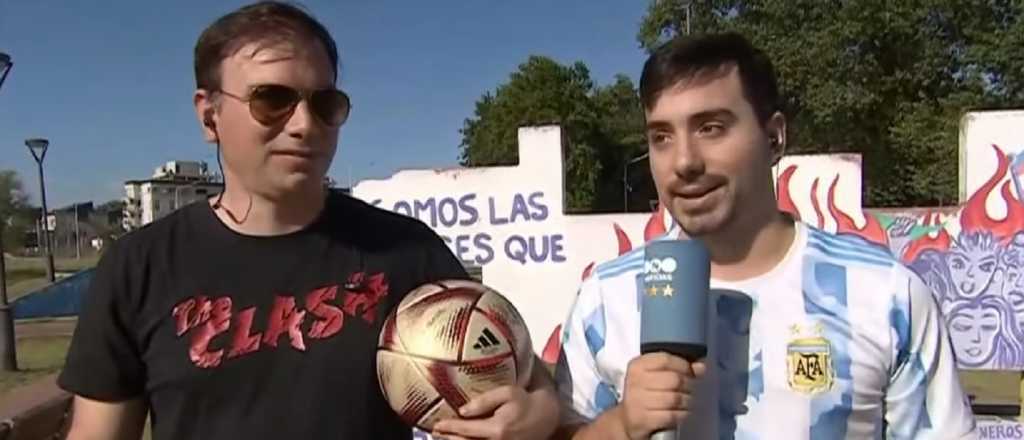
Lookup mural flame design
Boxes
[782,144,1024,370]
[549,144,1024,371]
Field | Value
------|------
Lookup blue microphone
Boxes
[641,239,711,440]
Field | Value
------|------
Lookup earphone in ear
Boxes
[204,113,220,145]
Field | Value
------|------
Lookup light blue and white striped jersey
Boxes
[555,221,977,439]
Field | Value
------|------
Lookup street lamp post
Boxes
[682,1,692,35]
[0,219,14,371]
[623,152,650,212]
[25,138,56,283]
[0,51,18,371]
[0,52,11,91]
[659,0,693,37]
[74,203,81,259]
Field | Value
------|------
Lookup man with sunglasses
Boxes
[57,2,559,439]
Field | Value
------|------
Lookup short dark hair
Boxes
[639,32,780,124]
[194,1,339,91]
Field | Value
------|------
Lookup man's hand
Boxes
[617,352,706,440]
[431,382,559,440]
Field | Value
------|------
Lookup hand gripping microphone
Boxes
[641,239,711,440]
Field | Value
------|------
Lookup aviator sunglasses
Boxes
[217,84,352,127]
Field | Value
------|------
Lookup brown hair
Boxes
[194,1,339,91]
[640,32,780,125]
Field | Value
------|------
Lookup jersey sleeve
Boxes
[554,275,618,427]
[884,266,977,439]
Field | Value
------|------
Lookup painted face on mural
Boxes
[948,251,998,298]
[645,65,784,237]
[1002,234,1024,294]
[946,232,1002,299]
[1007,290,1024,332]
[1000,237,1024,329]
[948,301,1001,366]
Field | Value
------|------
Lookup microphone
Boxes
[641,239,711,440]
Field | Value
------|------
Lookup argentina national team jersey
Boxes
[555,221,977,439]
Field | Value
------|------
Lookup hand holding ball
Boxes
[376,279,535,431]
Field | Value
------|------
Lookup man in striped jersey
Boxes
[554,33,976,439]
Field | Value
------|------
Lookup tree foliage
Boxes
[459,56,654,212]
[0,170,31,251]
[639,0,1024,207]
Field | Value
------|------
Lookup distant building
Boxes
[21,200,127,257]
[123,161,223,230]
[98,200,125,231]
[50,202,97,257]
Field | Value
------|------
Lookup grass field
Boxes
[961,370,1021,408]
[0,334,153,439]
[4,254,100,273]
[1,255,98,394]
[0,336,71,394]
[3,254,101,300]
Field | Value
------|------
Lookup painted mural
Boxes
[355,112,1024,372]
[777,144,1024,370]
[354,112,1023,440]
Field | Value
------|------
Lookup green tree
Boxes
[591,74,655,212]
[459,57,654,212]
[0,170,30,252]
[638,0,1024,207]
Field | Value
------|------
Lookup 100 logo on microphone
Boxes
[644,257,677,296]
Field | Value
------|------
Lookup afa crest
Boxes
[786,324,834,394]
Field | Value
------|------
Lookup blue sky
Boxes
[0,1,650,208]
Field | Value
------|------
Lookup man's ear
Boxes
[765,111,787,166]
[194,89,219,143]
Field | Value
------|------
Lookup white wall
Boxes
[355,127,600,349]
[353,126,863,355]
[354,115,1024,439]
[960,110,1024,205]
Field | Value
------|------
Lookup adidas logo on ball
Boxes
[473,328,502,351]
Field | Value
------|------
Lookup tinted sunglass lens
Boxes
[250,85,300,124]
[311,90,351,126]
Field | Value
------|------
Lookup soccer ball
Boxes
[376,279,534,431]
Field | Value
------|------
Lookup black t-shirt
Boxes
[58,192,468,439]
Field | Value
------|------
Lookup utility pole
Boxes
[74,203,81,259]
